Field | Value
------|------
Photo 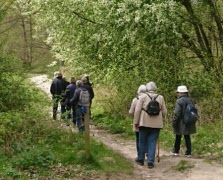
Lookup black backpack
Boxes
[183,99,198,125]
[143,94,161,116]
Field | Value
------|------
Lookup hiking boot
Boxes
[170,150,179,156]
[135,159,144,166]
[148,162,154,169]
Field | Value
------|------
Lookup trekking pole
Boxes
[157,138,160,162]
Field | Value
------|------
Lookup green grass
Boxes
[0,122,133,179]
[0,83,134,179]
[159,121,223,159]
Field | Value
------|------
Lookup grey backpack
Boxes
[78,89,90,105]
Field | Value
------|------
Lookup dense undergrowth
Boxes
[0,67,133,179]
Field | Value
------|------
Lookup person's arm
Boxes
[90,87,94,100]
[129,98,137,117]
[70,89,80,104]
[160,95,167,116]
[50,81,55,95]
[133,96,143,128]
[172,100,182,127]
[64,86,70,105]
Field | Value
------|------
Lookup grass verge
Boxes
[0,84,133,179]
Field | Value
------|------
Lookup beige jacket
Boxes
[134,92,167,129]
[129,93,145,132]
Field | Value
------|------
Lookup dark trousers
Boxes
[66,105,76,124]
[52,95,65,120]
[174,134,191,155]
[75,106,85,132]
[135,132,139,157]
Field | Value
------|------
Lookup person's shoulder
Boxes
[132,97,138,102]
[177,96,188,105]
[85,84,92,89]
[52,77,58,82]
[66,84,73,89]
[75,87,81,92]
[138,93,147,100]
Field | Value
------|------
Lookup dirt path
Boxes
[30,75,223,180]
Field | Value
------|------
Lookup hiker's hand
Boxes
[135,124,139,130]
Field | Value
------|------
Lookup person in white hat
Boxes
[170,85,196,157]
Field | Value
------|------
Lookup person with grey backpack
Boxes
[70,80,90,132]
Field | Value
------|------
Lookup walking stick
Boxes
[157,138,160,162]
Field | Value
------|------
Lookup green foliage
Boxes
[31,0,223,124]
[0,55,28,112]
[0,79,133,179]
[0,112,23,146]
[193,121,223,158]
[13,149,59,170]
[93,114,133,135]
[161,121,223,160]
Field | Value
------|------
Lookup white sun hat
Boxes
[176,85,188,93]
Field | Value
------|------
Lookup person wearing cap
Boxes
[134,81,167,168]
[50,72,67,120]
[170,85,196,157]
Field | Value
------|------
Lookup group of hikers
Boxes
[50,73,197,168]
[129,81,196,169]
[50,71,94,132]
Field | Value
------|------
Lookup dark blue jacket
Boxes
[64,83,76,105]
[65,83,76,99]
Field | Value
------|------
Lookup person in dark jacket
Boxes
[50,72,67,120]
[64,77,76,124]
[81,77,94,102]
[63,76,70,87]
[170,85,196,157]
[82,74,94,87]
[70,80,87,132]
